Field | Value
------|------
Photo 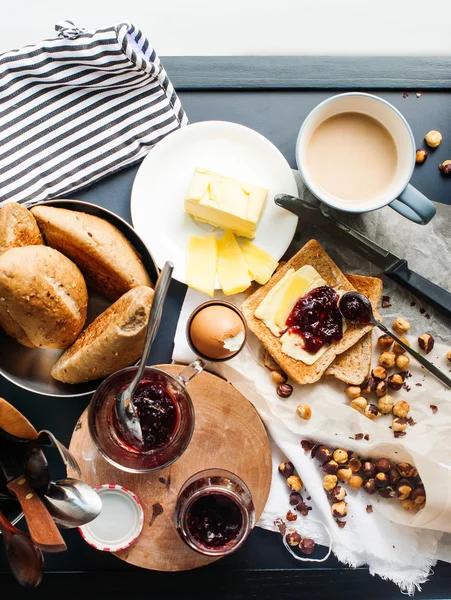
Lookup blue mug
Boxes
[296,93,436,224]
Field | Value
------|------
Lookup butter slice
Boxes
[238,239,278,285]
[280,331,329,365]
[254,269,296,336]
[186,235,218,297]
[184,168,268,239]
[217,231,252,295]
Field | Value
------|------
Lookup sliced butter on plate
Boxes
[217,231,252,295]
[186,235,218,297]
[238,239,278,285]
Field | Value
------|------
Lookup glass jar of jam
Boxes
[174,469,255,557]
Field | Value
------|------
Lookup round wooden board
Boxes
[68,365,272,572]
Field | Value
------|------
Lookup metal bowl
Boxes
[0,200,158,397]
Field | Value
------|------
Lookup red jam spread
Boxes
[339,293,372,324]
[187,493,243,549]
[284,285,343,353]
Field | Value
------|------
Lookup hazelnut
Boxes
[377,394,394,414]
[299,538,315,555]
[349,457,362,473]
[415,148,428,164]
[377,334,393,351]
[410,487,426,505]
[396,354,410,370]
[323,474,338,491]
[337,467,353,482]
[375,380,389,398]
[361,461,376,479]
[363,478,377,495]
[279,461,295,478]
[378,486,396,499]
[351,396,367,413]
[346,385,362,399]
[315,446,332,463]
[379,352,396,369]
[375,458,392,473]
[418,333,434,354]
[289,491,303,506]
[393,337,410,354]
[401,499,416,511]
[396,479,413,500]
[286,510,297,522]
[329,485,346,501]
[349,475,363,490]
[392,417,408,433]
[397,463,417,479]
[331,501,348,518]
[271,370,287,385]
[361,377,377,395]
[333,449,349,464]
[375,472,390,487]
[417,501,426,511]
[439,159,451,175]
[388,468,401,485]
[372,366,387,380]
[277,383,293,398]
[393,400,410,418]
[446,350,451,362]
[388,373,404,391]
[322,460,339,475]
[296,404,312,420]
[286,475,303,492]
[424,129,442,148]
[364,403,380,420]
[393,317,411,334]
[286,530,302,546]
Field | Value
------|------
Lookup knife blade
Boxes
[275,194,451,320]
[0,441,66,553]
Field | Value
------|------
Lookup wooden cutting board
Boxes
[68,365,272,571]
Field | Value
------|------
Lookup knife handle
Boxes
[7,476,66,553]
[385,260,451,320]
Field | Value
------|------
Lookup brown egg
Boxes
[189,305,245,360]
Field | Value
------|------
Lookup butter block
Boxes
[184,168,268,239]
[217,231,252,295]
[238,239,278,285]
[186,235,218,297]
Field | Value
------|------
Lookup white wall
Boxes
[2,0,450,56]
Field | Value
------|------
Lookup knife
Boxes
[0,441,66,553]
[275,194,451,320]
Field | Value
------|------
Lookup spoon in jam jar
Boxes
[339,291,451,389]
[115,261,174,447]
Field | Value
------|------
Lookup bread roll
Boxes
[0,246,88,349]
[31,205,152,301]
[51,285,154,384]
[0,202,43,254]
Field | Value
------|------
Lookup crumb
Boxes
[354,433,364,440]
[416,92,422,98]
[403,384,411,392]
[394,431,406,438]
[301,440,315,452]
[410,301,416,306]
[382,295,392,308]
[366,505,373,513]
[364,434,370,441]
[425,313,430,319]
[336,519,347,528]
[274,518,286,535]
[419,307,426,314]
[407,417,417,426]
[307,496,311,501]
[415,383,422,387]
[402,92,409,98]
[430,405,438,414]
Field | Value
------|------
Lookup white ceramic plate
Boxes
[131,121,298,286]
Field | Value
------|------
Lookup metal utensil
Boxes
[274,193,451,320]
[43,479,102,529]
[339,291,451,389]
[115,261,174,447]
[0,508,44,588]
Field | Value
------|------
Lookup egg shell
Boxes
[189,305,245,360]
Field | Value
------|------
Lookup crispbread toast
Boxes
[241,240,379,385]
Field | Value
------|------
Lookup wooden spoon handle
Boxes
[7,476,66,553]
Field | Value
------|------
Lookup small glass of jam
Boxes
[174,469,255,557]
[88,361,204,473]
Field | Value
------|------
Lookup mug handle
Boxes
[176,359,205,386]
[389,184,436,225]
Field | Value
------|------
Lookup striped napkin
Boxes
[0,21,188,205]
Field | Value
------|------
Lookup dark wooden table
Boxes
[1,57,451,599]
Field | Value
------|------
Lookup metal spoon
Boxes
[43,479,102,529]
[339,291,451,389]
[115,261,174,447]
[0,508,44,588]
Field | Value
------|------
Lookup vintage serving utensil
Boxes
[43,479,102,529]
[275,194,451,320]
[115,261,174,447]
[0,508,44,588]
[339,291,451,389]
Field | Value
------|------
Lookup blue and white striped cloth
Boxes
[0,21,188,205]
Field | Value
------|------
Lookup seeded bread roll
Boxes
[0,202,43,254]
[51,285,154,384]
[31,205,152,301]
[0,246,88,349]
